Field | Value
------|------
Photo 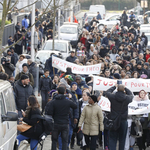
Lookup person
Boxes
[7,36,14,48]
[45,86,77,150]
[78,95,104,150]
[15,55,27,77]
[105,84,133,150]
[2,56,15,76]
[129,11,135,22]
[22,15,29,29]
[15,22,21,33]
[17,96,44,150]
[14,75,34,118]
[14,30,23,55]
[38,69,52,113]
[121,10,128,26]
[66,50,77,63]
[27,59,37,90]
[96,12,102,20]
[102,33,111,46]
[11,47,19,68]
[15,63,34,87]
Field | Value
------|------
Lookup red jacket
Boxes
[146,54,150,62]
[80,37,87,46]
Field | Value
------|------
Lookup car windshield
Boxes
[60,27,77,34]
[87,16,93,21]
[43,42,67,52]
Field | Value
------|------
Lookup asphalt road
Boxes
[19,10,141,150]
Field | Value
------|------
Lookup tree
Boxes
[0,0,71,58]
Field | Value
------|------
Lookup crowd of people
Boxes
[1,9,150,150]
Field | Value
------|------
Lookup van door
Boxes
[1,87,17,150]
[0,92,6,150]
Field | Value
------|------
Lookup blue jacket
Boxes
[102,36,111,46]
[77,80,89,90]
[97,13,102,20]
[22,18,28,29]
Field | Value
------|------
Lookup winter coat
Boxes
[15,25,20,33]
[2,63,15,76]
[15,59,28,76]
[106,86,133,120]
[22,18,29,29]
[134,67,148,76]
[11,53,19,66]
[77,80,89,90]
[78,103,104,135]
[45,94,77,124]
[14,80,34,111]
[38,75,52,92]
[15,71,34,87]
[21,107,44,140]
[28,62,37,88]
[66,55,77,63]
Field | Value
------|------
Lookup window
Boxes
[0,93,6,115]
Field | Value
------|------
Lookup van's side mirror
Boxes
[2,112,18,122]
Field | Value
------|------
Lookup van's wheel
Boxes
[98,24,104,31]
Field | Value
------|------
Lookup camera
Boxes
[117,80,122,85]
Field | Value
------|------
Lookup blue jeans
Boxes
[58,119,73,150]
[109,120,128,150]
[17,134,38,150]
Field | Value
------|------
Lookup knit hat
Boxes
[140,74,147,79]
[71,82,77,87]
[113,73,121,79]
[22,63,28,68]
[65,75,74,81]
[144,62,149,67]
[21,74,29,80]
[137,61,142,66]
[85,77,91,83]
[126,64,131,68]
[90,95,97,103]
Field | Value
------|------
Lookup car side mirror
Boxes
[2,112,18,122]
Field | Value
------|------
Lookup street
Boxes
[18,10,142,150]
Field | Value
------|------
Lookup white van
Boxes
[0,80,18,150]
[89,5,106,19]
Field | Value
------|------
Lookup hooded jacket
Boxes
[45,94,77,124]
[106,86,133,120]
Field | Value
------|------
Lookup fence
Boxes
[2,23,15,46]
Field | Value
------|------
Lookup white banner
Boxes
[52,56,101,75]
[93,76,150,92]
[98,96,150,115]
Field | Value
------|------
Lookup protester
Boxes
[22,15,29,29]
[78,95,104,150]
[17,96,43,150]
[106,84,133,150]
[45,86,77,150]
[14,75,34,117]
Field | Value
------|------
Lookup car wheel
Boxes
[98,24,104,31]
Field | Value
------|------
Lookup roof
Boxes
[45,39,69,43]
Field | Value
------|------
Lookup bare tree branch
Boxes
[9,0,19,12]
[5,0,53,50]
[7,0,12,13]
[0,2,3,6]
[17,0,38,12]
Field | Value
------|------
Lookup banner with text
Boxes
[52,56,101,75]
[98,96,150,115]
[93,76,150,92]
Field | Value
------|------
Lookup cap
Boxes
[113,73,121,79]
[90,95,97,103]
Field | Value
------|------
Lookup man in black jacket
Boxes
[45,86,77,150]
[66,50,77,63]
[14,75,34,118]
[106,84,133,150]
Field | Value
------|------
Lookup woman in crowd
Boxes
[17,96,44,150]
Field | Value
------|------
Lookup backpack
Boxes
[32,114,54,136]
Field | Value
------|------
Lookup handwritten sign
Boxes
[52,56,101,75]
[93,76,150,92]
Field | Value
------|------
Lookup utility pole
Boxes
[70,0,73,22]
[58,0,61,40]
[31,0,35,61]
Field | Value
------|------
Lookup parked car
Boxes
[0,80,18,150]
[60,22,81,47]
[140,24,150,34]
[89,5,106,19]
[98,14,121,30]
[82,13,97,25]
[145,33,150,49]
